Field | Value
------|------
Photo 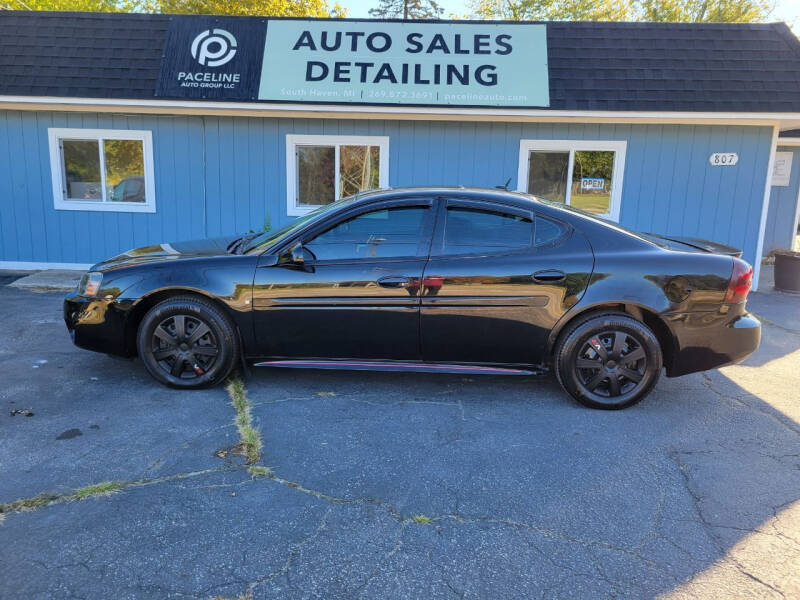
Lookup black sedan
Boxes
[64,188,760,409]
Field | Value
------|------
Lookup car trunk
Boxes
[645,234,743,258]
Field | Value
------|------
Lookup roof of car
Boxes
[1,11,800,112]
[356,186,534,200]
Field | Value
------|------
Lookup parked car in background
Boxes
[110,175,145,203]
[64,188,760,409]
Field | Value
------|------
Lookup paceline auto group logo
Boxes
[190,28,237,67]
[175,27,243,91]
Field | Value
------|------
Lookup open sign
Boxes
[581,177,605,191]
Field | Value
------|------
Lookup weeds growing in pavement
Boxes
[248,465,272,477]
[412,514,432,524]
[72,481,125,500]
[1,481,125,520]
[227,377,263,463]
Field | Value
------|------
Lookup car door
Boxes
[251,198,436,360]
[420,197,594,366]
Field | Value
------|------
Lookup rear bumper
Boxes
[64,293,132,357]
[667,310,761,377]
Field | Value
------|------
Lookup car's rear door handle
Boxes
[532,269,566,283]
[377,276,410,288]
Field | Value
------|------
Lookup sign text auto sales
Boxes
[293,29,512,87]
[258,21,549,107]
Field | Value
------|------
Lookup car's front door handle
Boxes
[532,269,566,283]
[377,276,410,289]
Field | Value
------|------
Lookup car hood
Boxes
[644,234,743,258]
[92,235,239,271]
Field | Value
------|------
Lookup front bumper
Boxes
[667,310,761,377]
[64,293,132,357]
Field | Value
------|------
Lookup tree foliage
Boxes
[637,0,773,22]
[469,0,774,23]
[369,0,443,19]
[3,0,347,18]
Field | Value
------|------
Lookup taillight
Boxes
[724,258,753,303]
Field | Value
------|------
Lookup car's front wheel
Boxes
[554,313,662,410]
[136,296,238,388]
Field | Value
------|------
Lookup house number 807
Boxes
[709,153,738,166]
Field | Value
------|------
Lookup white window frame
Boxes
[517,139,627,222]
[286,134,390,217]
[48,128,156,213]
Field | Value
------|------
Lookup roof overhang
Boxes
[2,95,800,129]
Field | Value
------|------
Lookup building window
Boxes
[286,134,389,216]
[517,140,627,221]
[48,128,156,213]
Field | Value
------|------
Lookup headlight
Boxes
[77,272,103,297]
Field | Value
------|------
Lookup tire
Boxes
[136,295,238,389]
[554,312,662,410]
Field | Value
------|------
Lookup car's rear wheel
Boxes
[136,296,238,388]
[554,313,662,410]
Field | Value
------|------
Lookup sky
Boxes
[341,0,799,33]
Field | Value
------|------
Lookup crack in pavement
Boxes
[750,312,800,336]
[0,466,241,521]
[668,449,790,599]
[701,372,800,436]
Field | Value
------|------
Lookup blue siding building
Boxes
[1,11,800,291]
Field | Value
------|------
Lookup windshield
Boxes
[242,195,361,254]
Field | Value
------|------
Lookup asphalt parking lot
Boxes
[1,276,799,599]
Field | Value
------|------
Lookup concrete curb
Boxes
[5,269,84,292]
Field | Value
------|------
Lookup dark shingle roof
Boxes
[0,11,167,99]
[1,10,800,112]
[546,21,800,112]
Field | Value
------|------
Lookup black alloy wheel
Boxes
[137,296,238,388]
[555,313,662,410]
[151,314,219,379]
[573,331,646,401]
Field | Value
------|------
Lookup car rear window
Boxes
[535,216,568,246]
[443,207,532,255]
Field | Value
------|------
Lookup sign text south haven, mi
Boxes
[258,21,549,107]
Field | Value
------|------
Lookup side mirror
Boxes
[277,241,306,267]
[289,242,305,265]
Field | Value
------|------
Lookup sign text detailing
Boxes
[258,21,549,107]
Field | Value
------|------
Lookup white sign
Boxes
[772,152,793,187]
[581,177,605,191]
[709,152,738,166]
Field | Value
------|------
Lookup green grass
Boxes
[226,377,263,464]
[0,492,60,514]
[1,481,127,521]
[412,514,432,525]
[570,193,610,214]
[247,465,273,477]
[71,481,126,500]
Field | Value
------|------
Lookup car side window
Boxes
[535,216,568,246]
[442,206,532,256]
[305,205,430,262]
